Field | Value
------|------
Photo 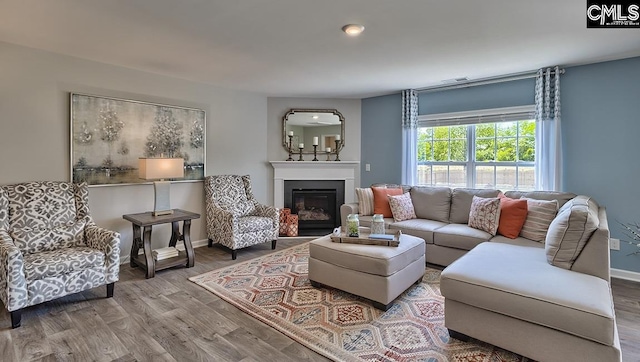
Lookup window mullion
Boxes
[468,125,475,188]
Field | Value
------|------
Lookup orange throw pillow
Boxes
[497,194,528,239]
[372,187,404,218]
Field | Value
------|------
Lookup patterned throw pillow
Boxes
[468,196,501,236]
[387,193,417,222]
[355,188,374,216]
[519,198,559,242]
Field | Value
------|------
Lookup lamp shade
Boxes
[139,158,184,180]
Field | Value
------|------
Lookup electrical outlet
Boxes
[610,238,620,251]
[365,163,371,172]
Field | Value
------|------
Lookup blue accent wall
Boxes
[418,78,535,114]
[361,94,402,187]
[562,56,640,272]
[360,55,640,272]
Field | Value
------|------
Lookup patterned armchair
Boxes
[0,181,120,328]
[205,175,278,260]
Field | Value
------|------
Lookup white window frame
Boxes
[417,105,536,190]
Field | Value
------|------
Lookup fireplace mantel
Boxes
[270,161,359,208]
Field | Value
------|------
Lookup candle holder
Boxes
[312,145,318,161]
[334,140,342,161]
[286,135,294,161]
[298,146,304,161]
[326,151,331,161]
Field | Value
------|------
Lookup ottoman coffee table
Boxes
[308,233,426,310]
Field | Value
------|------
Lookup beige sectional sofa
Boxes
[340,186,621,362]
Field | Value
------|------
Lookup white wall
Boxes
[266,97,362,204]
[0,42,268,259]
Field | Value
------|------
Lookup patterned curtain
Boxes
[534,66,562,191]
[402,89,418,185]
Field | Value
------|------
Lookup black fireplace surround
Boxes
[284,180,345,236]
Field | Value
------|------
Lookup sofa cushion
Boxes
[389,219,448,244]
[520,198,558,242]
[545,196,599,270]
[468,196,501,236]
[504,190,576,208]
[388,193,417,222]
[490,235,544,248]
[497,194,528,239]
[22,246,105,282]
[410,186,451,223]
[355,188,374,216]
[433,224,491,250]
[441,242,615,346]
[372,187,403,218]
[450,188,501,224]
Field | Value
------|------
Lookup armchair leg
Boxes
[11,310,21,329]
[271,240,277,250]
[208,238,213,247]
[231,250,238,260]
[107,283,114,298]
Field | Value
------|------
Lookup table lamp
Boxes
[139,157,184,216]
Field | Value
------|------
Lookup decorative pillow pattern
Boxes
[387,193,417,222]
[468,196,501,236]
[497,194,528,239]
[450,188,501,224]
[372,187,403,218]
[519,198,559,242]
[355,188,374,216]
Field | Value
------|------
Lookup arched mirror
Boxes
[282,109,345,154]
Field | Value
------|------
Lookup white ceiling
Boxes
[1,0,639,98]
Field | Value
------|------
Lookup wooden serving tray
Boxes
[330,228,402,247]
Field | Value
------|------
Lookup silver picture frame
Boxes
[70,93,206,186]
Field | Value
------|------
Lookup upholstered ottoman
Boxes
[308,234,425,310]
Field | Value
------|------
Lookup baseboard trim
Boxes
[119,238,209,265]
[611,268,640,282]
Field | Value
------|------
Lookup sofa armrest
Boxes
[340,203,360,229]
[571,207,611,282]
[85,224,121,283]
[207,207,236,242]
[0,231,28,311]
[253,204,279,230]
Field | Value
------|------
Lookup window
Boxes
[416,106,535,190]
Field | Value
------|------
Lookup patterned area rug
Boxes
[189,242,528,362]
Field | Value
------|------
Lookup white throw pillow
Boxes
[355,187,374,216]
[467,196,501,236]
[519,198,559,242]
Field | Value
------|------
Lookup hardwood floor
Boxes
[0,239,638,361]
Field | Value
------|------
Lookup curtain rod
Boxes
[416,68,565,93]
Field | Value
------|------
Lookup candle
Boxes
[325,147,331,152]
[299,143,304,149]
[288,131,294,136]
[335,134,341,141]
[313,137,318,146]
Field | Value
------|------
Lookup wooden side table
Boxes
[123,209,201,278]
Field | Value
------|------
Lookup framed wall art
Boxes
[70,93,206,186]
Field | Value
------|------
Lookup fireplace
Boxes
[284,180,345,235]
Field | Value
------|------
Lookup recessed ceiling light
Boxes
[342,24,364,36]
[312,115,319,119]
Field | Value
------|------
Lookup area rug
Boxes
[189,242,528,362]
